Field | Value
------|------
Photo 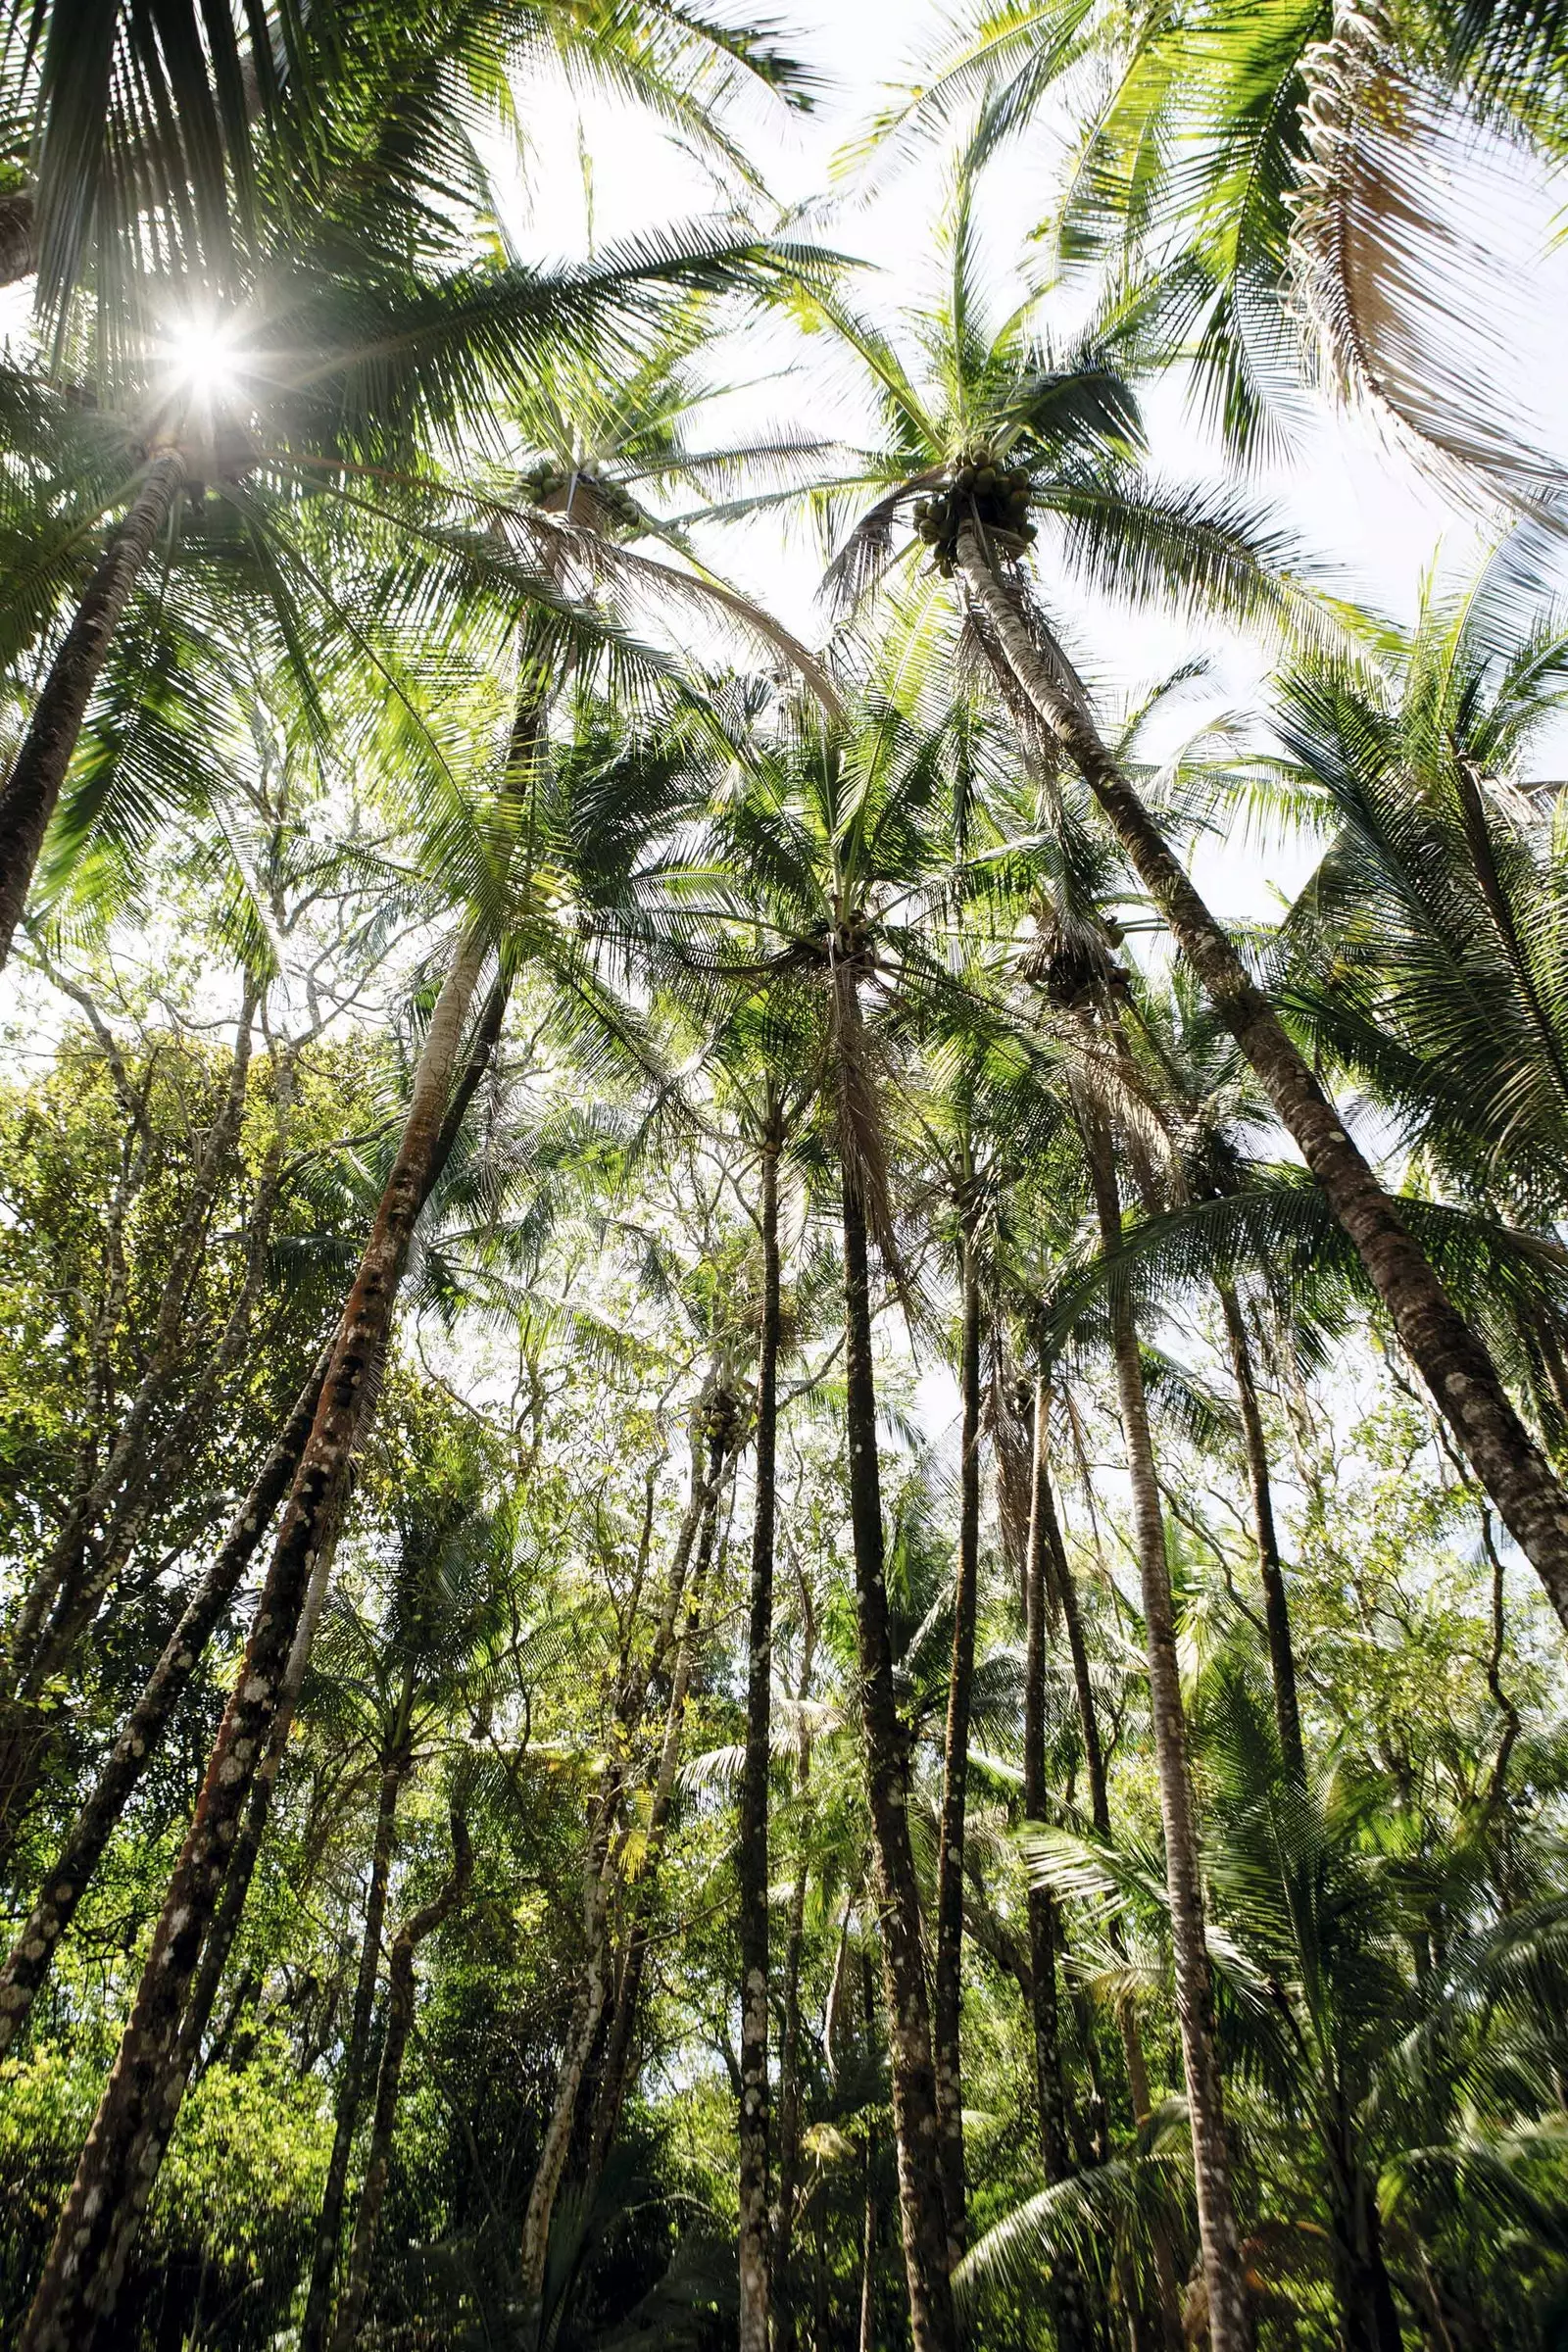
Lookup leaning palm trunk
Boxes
[0,1342,331,2055]
[932,1217,981,2263]
[0,451,186,971]
[328,1804,473,2352]
[300,1725,413,2352]
[955,521,1568,1631]
[738,1125,782,2352]
[18,922,489,2352]
[836,984,956,2352]
[1216,1285,1304,1778]
[1081,1111,1253,2352]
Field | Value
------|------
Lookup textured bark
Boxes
[738,1130,781,2352]
[1082,1113,1253,2352]
[932,1221,981,2264]
[18,925,488,2352]
[1217,1285,1304,1780]
[956,520,1568,1635]
[0,452,185,971]
[0,189,32,281]
[300,1732,411,2352]
[0,1344,331,2056]
[1021,1389,1095,2352]
[327,1808,472,2352]
[841,1160,956,2352]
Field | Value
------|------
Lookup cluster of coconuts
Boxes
[520,459,642,533]
[701,1387,742,1453]
[912,443,1037,575]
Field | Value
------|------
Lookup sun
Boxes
[162,311,240,397]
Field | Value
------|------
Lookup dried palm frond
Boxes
[1291,0,1568,527]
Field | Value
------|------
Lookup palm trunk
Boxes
[327,1807,472,2352]
[1331,2160,1403,2352]
[1032,1383,1183,2351]
[932,1218,981,2264]
[0,453,185,971]
[1216,1285,1304,1779]
[18,924,488,2352]
[956,521,1568,1632]
[769,1595,815,2352]
[1021,1386,1096,2352]
[0,1342,331,2057]
[0,190,31,281]
[1081,1110,1253,2352]
[840,1162,956,2352]
[300,1728,411,2352]
[738,1126,782,2352]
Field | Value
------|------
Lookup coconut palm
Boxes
[808,167,1568,1689]
[667,684,1010,2352]
[868,0,1568,514]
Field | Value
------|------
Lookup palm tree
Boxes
[808,175,1568,1665]
[677,689,992,2352]
[0,201,828,974]
[0,0,810,351]
[871,0,1568,514]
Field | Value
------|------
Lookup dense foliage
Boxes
[3,3,1568,2348]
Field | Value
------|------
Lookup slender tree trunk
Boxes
[0,452,185,970]
[520,1419,732,2323]
[1216,1284,1304,1779]
[858,1948,880,2352]
[858,2125,877,2352]
[0,1343,332,2056]
[1331,2159,1403,2352]
[18,925,488,2352]
[956,522,1568,1632]
[515,1823,616,2327]
[1080,1109,1253,2352]
[770,1592,814,2352]
[739,1127,782,2352]
[840,1159,956,2352]
[1021,1387,1095,2352]
[585,1442,730,2190]
[300,1732,411,2352]
[1032,1384,1183,2352]
[327,1807,472,2352]
[932,1218,981,2264]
